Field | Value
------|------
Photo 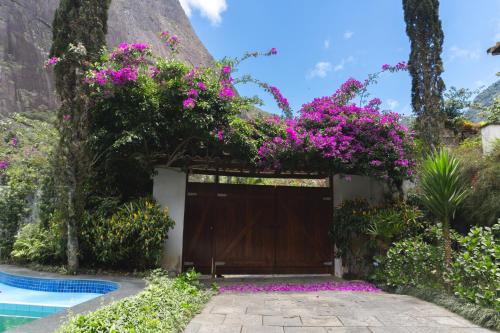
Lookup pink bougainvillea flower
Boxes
[0,160,9,170]
[222,65,231,74]
[381,61,408,73]
[109,67,139,85]
[131,43,149,52]
[270,47,278,55]
[219,281,380,293]
[10,137,18,147]
[197,81,207,91]
[187,88,199,97]
[260,83,292,118]
[45,56,61,68]
[149,66,160,78]
[183,97,196,109]
[160,32,180,51]
[63,114,72,121]
[218,85,235,99]
[216,130,224,141]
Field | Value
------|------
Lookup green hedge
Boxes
[58,271,213,333]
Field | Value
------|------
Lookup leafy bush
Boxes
[331,199,374,256]
[81,198,174,269]
[451,223,499,310]
[10,219,64,264]
[367,203,425,251]
[378,237,445,288]
[455,140,500,230]
[58,270,213,333]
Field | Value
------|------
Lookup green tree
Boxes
[403,0,446,149]
[419,149,468,272]
[50,0,110,273]
[443,87,478,120]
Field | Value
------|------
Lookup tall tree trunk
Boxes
[66,184,79,273]
[442,216,453,271]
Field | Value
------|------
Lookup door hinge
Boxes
[215,261,226,266]
[323,261,333,266]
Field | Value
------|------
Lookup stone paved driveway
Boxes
[185,291,494,333]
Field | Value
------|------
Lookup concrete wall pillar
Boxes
[333,174,387,206]
[332,174,388,278]
[152,167,187,274]
[481,124,500,155]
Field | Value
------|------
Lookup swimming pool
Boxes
[0,271,118,332]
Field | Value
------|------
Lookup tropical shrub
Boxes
[80,198,174,269]
[379,237,445,288]
[419,149,468,270]
[367,203,425,251]
[331,199,373,257]
[10,219,65,264]
[451,223,500,310]
[455,139,500,230]
[58,270,213,333]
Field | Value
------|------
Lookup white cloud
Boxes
[448,46,480,61]
[179,0,227,25]
[343,31,354,40]
[386,99,400,110]
[307,62,332,79]
[333,56,355,72]
[324,40,330,49]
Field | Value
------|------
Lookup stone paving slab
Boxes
[185,290,495,333]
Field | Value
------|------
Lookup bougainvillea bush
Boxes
[81,39,258,199]
[256,78,415,187]
[75,37,414,201]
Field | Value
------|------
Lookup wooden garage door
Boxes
[182,183,333,274]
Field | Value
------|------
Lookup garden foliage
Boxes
[11,220,64,264]
[379,236,445,288]
[451,223,499,310]
[0,114,57,258]
[58,270,213,333]
[80,198,174,269]
[454,138,500,229]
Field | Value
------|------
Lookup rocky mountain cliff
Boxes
[464,80,500,121]
[0,0,214,117]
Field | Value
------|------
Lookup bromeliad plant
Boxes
[419,149,469,271]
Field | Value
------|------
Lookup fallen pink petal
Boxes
[219,281,381,293]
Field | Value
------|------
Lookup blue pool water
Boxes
[0,271,118,332]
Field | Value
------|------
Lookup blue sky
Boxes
[180,0,500,116]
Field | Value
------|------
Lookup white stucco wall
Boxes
[481,124,500,155]
[331,174,388,278]
[332,174,387,206]
[152,167,187,273]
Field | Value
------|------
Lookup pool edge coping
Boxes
[0,264,146,333]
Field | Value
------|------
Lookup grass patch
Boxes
[383,285,500,331]
[57,271,214,333]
